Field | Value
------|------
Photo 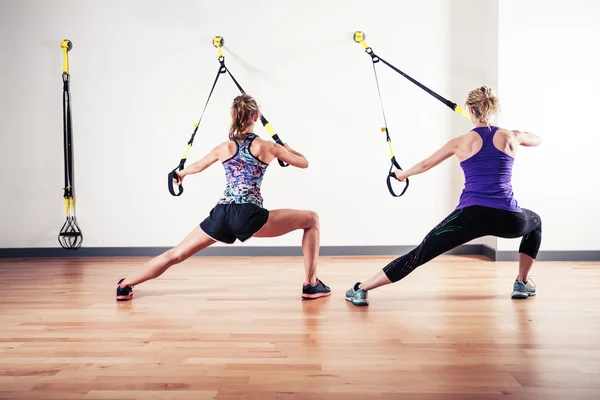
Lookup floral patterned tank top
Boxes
[217,134,268,208]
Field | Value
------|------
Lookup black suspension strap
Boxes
[168,36,288,197]
[353,32,473,197]
[58,39,83,249]
[167,61,225,196]
[353,32,409,197]
[353,31,472,119]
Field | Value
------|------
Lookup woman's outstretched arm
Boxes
[391,138,458,181]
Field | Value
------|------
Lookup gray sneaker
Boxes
[511,278,536,299]
[345,282,369,306]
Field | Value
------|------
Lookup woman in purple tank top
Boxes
[346,86,543,306]
[115,94,331,301]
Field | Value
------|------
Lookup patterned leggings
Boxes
[383,205,542,283]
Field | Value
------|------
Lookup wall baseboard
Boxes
[0,245,598,261]
[0,245,483,258]
[486,247,599,262]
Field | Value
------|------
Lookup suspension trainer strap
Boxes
[354,32,409,197]
[214,39,289,167]
[168,65,225,197]
[227,70,289,167]
[371,55,409,197]
[377,56,470,119]
[58,39,82,250]
[354,31,471,120]
[62,69,72,205]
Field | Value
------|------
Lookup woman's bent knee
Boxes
[306,211,319,229]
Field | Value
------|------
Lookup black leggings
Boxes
[383,206,542,283]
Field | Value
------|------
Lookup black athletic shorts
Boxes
[200,203,269,244]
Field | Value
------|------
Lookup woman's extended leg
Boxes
[346,208,483,305]
[254,209,329,298]
[116,227,216,300]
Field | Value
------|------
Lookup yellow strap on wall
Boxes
[353,31,370,50]
[60,40,70,74]
[213,36,224,58]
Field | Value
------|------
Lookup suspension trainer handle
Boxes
[168,122,200,197]
[387,157,409,197]
[385,128,409,197]
[168,164,184,197]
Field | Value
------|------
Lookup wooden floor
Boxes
[1,255,599,400]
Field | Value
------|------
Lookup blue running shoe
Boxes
[511,278,536,299]
[345,282,369,306]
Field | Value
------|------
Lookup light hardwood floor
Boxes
[0,255,599,399]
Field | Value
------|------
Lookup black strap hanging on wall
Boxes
[58,39,83,249]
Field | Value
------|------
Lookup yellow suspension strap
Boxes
[353,32,409,197]
[168,36,289,196]
[58,39,83,249]
[167,37,228,196]
[213,37,289,168]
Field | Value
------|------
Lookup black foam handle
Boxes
[387,173,409,197]
[387,158,409,197]
[168,169,183,197]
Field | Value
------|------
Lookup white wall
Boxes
[497,0,600,251]
[1,0,569,252]
[0,0,464,249]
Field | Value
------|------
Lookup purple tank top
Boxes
[456,126,521,212]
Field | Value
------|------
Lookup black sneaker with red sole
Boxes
[302,278,331,299]
[116,278,133,301]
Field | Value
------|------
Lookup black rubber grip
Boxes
[387,157,409,197]
[168,169,183,197]
[387,173,409,197]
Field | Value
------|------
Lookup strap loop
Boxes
[387,157,409,197]
[167,159,186,197]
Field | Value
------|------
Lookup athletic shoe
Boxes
[345,282,369,306]
[511,278,536,299]
[116,278,133,301]
[302,279,331,299]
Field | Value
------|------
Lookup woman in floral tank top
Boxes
[116,94,330,301]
